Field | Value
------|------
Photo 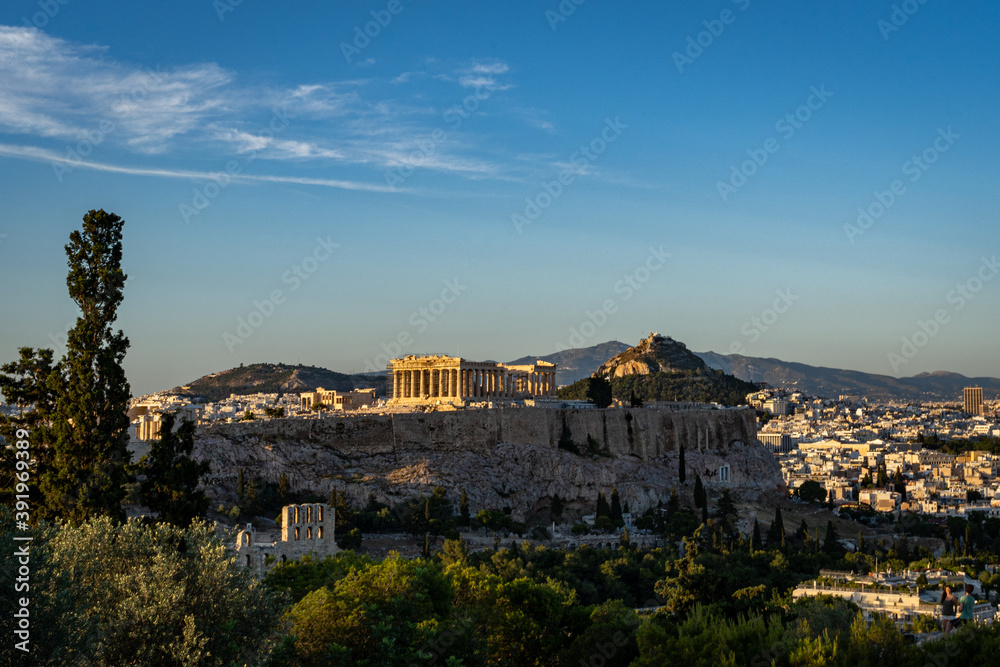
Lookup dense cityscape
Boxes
[4,2,1000,665]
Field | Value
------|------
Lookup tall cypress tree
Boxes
[459,488,470,526]
[894,468,907,500]
[596,492,610,519]
[550,493,563,522]
[693,474,704,508]
[678,445,686,484]
[823,519,840,553]
[751,518,762,552]
[666,492,679,518]
[610,488,622,521]
[39,210,133,524]
[766,504,785,546]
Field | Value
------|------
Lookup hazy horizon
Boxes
[2,2,998,395]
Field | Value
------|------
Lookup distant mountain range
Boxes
[515,342,1000,402]
[162,342,999,404]
[694,352,1000,403]
[508,341,630,386]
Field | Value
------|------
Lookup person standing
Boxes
[955,583,976,628]
[940,586,957,635]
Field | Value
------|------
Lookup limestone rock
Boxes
[194,406,782,522]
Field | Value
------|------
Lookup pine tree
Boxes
[610,488,622,521]
[136,413,211,526]
[36,210,133,524]
[751,519,762,551]
[679,445,686,484]
[459,488,470,526]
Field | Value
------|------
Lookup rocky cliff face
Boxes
[595,332,706,378]
[194,406,782,522]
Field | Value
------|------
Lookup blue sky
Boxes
[1,0,998,395]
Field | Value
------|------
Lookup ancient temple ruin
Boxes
[234,502,339,578]
[387,355,557,404]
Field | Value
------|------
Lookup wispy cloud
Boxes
[0,26,232,152]
[458,60,512,90]
[0,29,608,189]
[0,142,399,192]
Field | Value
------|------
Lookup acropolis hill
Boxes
[193,403,783,523]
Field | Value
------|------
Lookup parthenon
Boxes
[388,355,557,404]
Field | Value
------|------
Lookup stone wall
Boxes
[195,406,781,522]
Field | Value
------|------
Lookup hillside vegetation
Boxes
[559,333,757,406]
[170,363,385,402]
